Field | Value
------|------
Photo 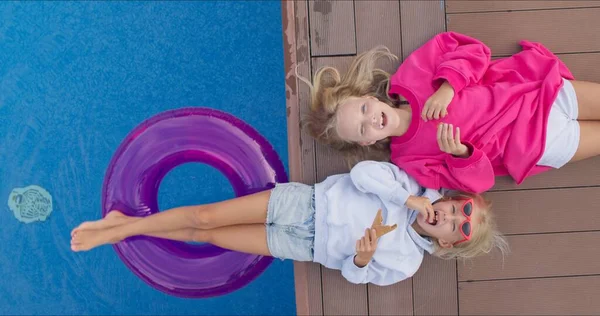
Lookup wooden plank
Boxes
[399,1,452,315]
[355,0,402,57]
[400,1,458,315]
[362,0,411,293]
[412,257,457,316]
[368,281,413,316]
[311,55,367,315]
[294,0,317,201]
[282,1,309,314]
[400,0,446,59]
[309,0,356,56]
[459,276,600,315]
[447,8,600,55]
[321,268,369,316]
[446,0,600,14]
[459,232,600,281]
[493,156,600,191]
[293,262,323,316]
[487,187,600,235]
[291,1,322,315]
[560,52,600,82]
[295,0,318,187]
[493,159,600,191]
[283,0,301,209]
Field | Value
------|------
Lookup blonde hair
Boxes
[299,46,399,167]
[433,192,509,260]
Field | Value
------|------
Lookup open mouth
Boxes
[379,112,387,129]
[430,211,439,225]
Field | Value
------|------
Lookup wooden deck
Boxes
[282,1,600,315]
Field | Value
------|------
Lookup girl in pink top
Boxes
[303,31,600,193]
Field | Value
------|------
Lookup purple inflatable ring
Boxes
[101,107,287,298]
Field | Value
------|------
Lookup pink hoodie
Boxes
[388,32,574,193]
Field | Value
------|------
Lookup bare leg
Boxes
[71,189,272,237]
[71,211,131,236]
[72,211,196,242]
[149,224,270,256]
[571,80,600,120]
[72,221,270,256]
[569,121,600,162]
[71,211,190,242]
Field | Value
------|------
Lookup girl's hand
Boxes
[437,123,469,158]
[354,228,378,267]
[405,196,435,223]
[422,81,455,121]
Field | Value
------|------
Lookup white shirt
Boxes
[312,161,442,286]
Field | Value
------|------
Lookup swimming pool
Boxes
[0,1,294,314]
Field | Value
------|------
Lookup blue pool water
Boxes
[0,1,294,314]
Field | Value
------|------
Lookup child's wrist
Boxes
[354,255,370,267]
[453,152,469,158]
[440,81,455,95]
[453,145,470,158]
[405,195,417,208]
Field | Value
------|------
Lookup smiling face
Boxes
[415,197,480,248]
[334,96,401,145]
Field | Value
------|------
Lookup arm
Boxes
[349,161,413,206]
[445,141,496,192]
[341,255,410,286]
[393,149,495,194]
[422,32,490,121]
[432,32,492,93]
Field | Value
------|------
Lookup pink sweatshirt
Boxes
[388,32,574,193]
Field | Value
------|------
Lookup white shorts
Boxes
[538,79,580,168]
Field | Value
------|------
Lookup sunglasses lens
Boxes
[461,221,471,237]
[464,202,473,216]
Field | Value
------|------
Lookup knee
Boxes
[191,205,218,229]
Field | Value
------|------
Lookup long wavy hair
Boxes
[299,46,400,167]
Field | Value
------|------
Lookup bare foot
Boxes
[71,211,135,237]
[71,228,122,252]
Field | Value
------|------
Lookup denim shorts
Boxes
[265,182,315,262]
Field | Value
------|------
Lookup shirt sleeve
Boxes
[349,161,413,206]
[392,146,495,194]
[341,255,410,286]
[432,31,492,93]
